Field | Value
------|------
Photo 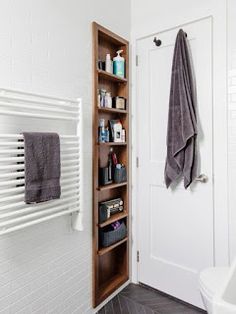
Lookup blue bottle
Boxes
[113,50,125,78]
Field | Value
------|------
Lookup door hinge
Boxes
[136,55,139,66]
[137,250,140,262]
[136,157,139,168]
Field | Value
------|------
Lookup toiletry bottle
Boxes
[105,92,112,108]
[113,50,125,78]
[98,119,106,143]
[101,89,106,107]
[111,151,118,166]
[114,120,123,142]
[121,129,126,142]
[105,54,113,73]
[97,89,101,108]
[105,127,110,143]
[108,148,113,181]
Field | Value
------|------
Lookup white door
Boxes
[137,18,213,308]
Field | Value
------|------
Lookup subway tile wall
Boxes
[228,0,236,262]
[0,1,130,313]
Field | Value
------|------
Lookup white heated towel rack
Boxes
[0,89,82,235]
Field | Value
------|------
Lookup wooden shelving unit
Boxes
[97,69,128,83]
[98,237,129,256]
[98,211,128,228]
[97,142,127,146]
[92,22,129,307]
[97,182,128,191]
[98,107,128,114]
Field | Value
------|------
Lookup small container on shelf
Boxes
[98,119,110,143]
[99,197,124,223]
[98,89,106,108]
[105,92,112,108]
[98,60,106,71]
[112,96,126,110]
[121,129,126,143]
[114,165,127,184]
[105,54,113,74]
[99,167,113,186]
[98,89,113,109]
[109,120,123,143]
[113,50,125,78]
[100,220,127,248]
[98,119,106,143]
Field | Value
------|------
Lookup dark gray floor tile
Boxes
[110,296,122,314]
[97,284,206,314]
[103,300,115,314]
[98,307,106,314]
[118,294,132,314]
[121,294,156,314]
[121,286,171,306]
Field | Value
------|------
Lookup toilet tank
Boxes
[222,273,236,305]
[213,259,236,313]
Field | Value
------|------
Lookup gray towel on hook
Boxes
[23,132,61,203]
[165,29,198,189]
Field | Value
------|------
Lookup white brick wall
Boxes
[0,1,130,313]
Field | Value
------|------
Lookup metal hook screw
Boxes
[153,37,162,47]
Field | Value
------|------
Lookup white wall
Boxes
[228,0,236,262]
[0,1,130,313]
[131,0,229,282]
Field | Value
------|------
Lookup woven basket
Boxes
[100,221,127,247]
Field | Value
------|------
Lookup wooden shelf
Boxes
[97,182,127,191]
[98,273,128,304]
[99,211,128,228]
[98,107,127,114]
[98,142,127,146]
[97,69,127,83]
[93,22,129,308]
[98,237,128,256]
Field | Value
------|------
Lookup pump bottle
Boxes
[113,50,125,78]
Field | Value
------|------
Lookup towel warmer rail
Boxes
[0,89,79,121]
[0,89,83,235]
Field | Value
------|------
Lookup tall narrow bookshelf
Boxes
[92,22,129,307]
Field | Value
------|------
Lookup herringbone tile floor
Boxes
[98,284,206,314]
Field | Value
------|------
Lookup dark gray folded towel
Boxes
[165,29,198,189]
[23,132,61,203]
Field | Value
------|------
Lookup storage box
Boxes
[100,221,127,247]
[112,97,126,110]
[114,167,127,183]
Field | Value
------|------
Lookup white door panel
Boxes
[137,18,213,308]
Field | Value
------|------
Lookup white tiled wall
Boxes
[0,1,130,313]
[228,0,236,262]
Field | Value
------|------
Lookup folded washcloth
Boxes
[165,29,198,189]
[23,132,61,203]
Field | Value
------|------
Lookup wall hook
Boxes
[153,37,162,47]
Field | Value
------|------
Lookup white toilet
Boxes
[199,267,229,313]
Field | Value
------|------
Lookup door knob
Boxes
[195,174,208,183]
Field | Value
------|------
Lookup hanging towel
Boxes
[23,132,61,203]
[165,29,198,189]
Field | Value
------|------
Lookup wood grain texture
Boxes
[98,284,207,314]
[93,22,129,307]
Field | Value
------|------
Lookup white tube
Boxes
[0,207,79,235]
[0,101,78,115]
[0,109,79,121]
[0,188,79,211]
[0,195,79,220]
